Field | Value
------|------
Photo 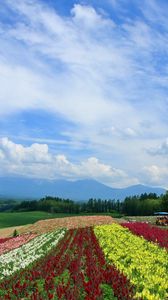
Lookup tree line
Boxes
[12,191,168,216]
[122,193,167,216]
[13,196,122,215]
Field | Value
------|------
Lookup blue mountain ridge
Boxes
[0,177,165,201]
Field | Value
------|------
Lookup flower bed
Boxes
[0,234,37,255]
[0,229,66,280]
[0,227,135,300]
[94,223,168,300]
[122,222,168,249]
[1,223,167,299]
[0,238,11,245]
[22,215,114,234]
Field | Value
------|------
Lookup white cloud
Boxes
[148,139,168,156]
[101,126,137,138]
[0,137,137,187]
[0,0,168,187]
[79,157,127,180]
[0,137,51,163]
[71,4,113,28]
[0,0,163,128]
[124,128,137,137]
[142,165,168,187]
[0,62,45,115]
[123,21,154,50]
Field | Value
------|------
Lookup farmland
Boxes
[0,216,167,299]
[0,212,78,228]
[0,211,122,229]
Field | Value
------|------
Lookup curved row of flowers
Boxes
[122,222,168,249]
[0,234,37,255]
[0,238,11,245]
[0,228,66,279]
[94,223,168,300]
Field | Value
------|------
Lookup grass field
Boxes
[0,211,123,228]
[124,215,157,223]
[0,211,70,228]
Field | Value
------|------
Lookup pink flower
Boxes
[0,233,37,255]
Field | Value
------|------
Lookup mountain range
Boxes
[0,177,166,201]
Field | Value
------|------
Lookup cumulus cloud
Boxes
[0,137,132,186]
[142,165,168,187]
[71,4,113,28]
[0,137,50,163]
[79,157,127,179]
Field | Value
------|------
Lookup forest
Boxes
[11,191,168,216]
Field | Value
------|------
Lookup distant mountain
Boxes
[0,177,165,201]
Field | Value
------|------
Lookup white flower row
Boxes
[0,228,66,279]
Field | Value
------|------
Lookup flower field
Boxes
[0,229,66,280]
[0,219,167,299]
[0,234,37,255]
[94,224,168,300]
[21,215,114,234]
[0,227,134,300]
[122,222,168,249]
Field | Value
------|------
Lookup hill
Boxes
[0,177,165,201]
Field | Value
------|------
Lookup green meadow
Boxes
[0,211,70,228]
[0,211,123,228]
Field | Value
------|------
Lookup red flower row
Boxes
[0,228,136,300]
[122,222,168,249]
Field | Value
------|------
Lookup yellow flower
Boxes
[94,224,168,300]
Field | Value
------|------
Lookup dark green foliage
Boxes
[0,199,18,212]
[13,196,123,215]
[6,191,168,218]
[13,229,19,237]
[122,193,164,216]
[160,191,168,211]
[101,284,117,300]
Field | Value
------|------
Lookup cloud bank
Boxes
[0,137,134,187]
[0,0,168,188]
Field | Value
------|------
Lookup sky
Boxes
[0,0,168,188]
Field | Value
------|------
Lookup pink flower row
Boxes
[0,233,37,255]
[122,222,168,249]
[0,238,12,244]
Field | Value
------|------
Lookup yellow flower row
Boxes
[94,224,168,300]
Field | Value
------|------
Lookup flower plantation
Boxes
[94,224,168,300]
[122,222,168,249]
[0,234,37,255]
[0,220,167,299]
[0,229,66,279]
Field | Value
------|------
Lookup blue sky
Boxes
[0,0,168,188]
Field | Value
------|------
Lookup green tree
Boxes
[161,191,168,211]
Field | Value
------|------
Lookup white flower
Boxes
[0,229,66,278]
